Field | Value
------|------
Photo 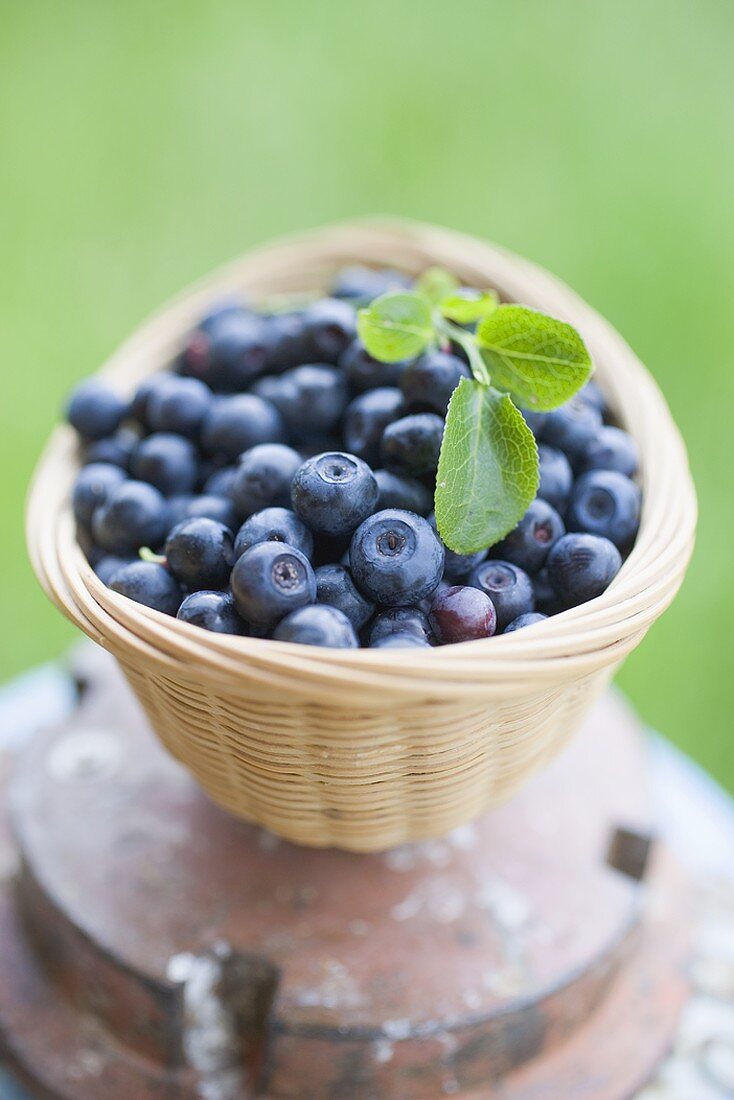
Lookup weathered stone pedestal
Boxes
[0,650,697,1099]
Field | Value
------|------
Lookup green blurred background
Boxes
[1,1,731,784]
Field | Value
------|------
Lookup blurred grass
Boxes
[1,0,731,784]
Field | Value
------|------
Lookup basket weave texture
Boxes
[26,220,696,851]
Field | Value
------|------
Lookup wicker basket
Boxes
[26,219,696,851]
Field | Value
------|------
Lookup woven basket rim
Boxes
[26,218,697,702]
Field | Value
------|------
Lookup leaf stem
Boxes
[435,315,491,386]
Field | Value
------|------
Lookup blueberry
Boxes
[429,585,497,644]
[566,470,641,551]
[540,397,602,463]
[400,351,469,416]
[92,480,167,553]
[546,533,622,606]
[261,312,311,373]
[491,499,565,574]
[185,494,238,532]
[303,297,356,362]
[130,374,173,427]
[66,381,127,441]
[230,443,302,519]
[380,413,444,478]
[253,365,349,436]
[374,470,433,516]
[579,380,607,417]
[231,541,316,630]
[146,376,212,438]
[350,510,444,606]
[533,568,562,616]
[234,507,314,560]
[109,560,183,616]
[94,554,135,585]
[131,433,199,495]
[338,338,409,391]
[522,410,547,437]
[371,632,431,650]
[162,494,194,533]
[201,395,285,461]
[84,427,139,470]
[198,300,250,336]
[177,590,246,634]
[331,265,411,302]
[203,465,238,497]
[468,560,534,632]
[537,445,573,512]
[427,514,487,581]
[315,563,374,630]
[343,388,404,465]
[165,518,234,590]
[273,605,358,648]
[577,426,639,478]
[205,311,269,390]
[504,612,548,633]
[368,606,433,646]
[291,452,378,537]
[72,462,126,527]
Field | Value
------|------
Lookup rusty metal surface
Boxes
[0,649,690,1099]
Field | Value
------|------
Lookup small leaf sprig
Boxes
[357,268,593,554]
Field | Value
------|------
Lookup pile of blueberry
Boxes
[66,265,641,649]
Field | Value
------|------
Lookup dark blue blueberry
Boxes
[533,568,562,616]
[230,443,302,519]
[338,338,409,391]
[491,499,565,574]
[205,311,269,390]
[522,409,547,437]
[109,560,183,616]
[201,395,285,461]
[350,509,444,606]
[130,374,173,427]
[185,494,238,532]
[177,590,246,634]
[400,351,469,416]
[303,297,356,363]
[374,470,433,516]
[331,265,411,302]
[94,554,135,585]
[468,560,534,632]
[577,426,639,478]
[537,444,573,512]
[84,427,139,470]
[427,514,487,581]
[343,388,404,465]
[368,606,433,646]
[371,632,431,650]
[253,365,349,436]
[162,494,194,533]
[231,541,316,630]
[131,432,199,495]
[429,585,496,644]
[165,518,234,590]
[72,462,126,527]
[579,379,607,417]
[540,397,602,463]
[273,605,358,648]
[566,470,641,551]
[66,381,127,441]
[146,376,212,438]
[380,413,444,478]
[92,480,167,553]
[262,312,311,373]
[234,507,314,560]
[546,533,622,607]
[315,563,374,630]
[504,612,548,633]
[203,465,238,497]
[291,452,378,537]
[198,300,250,336]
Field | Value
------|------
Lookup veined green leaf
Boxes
[434,379,539,553]
[415,266,459,305]
[440,288,499,324]
[477,304,592,411]
[357,291,435,363]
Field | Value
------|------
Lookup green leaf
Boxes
[434,379,539,554]
[440,288,499,324]
[357,292,435,363]
[476,304,593,411]
[415,266,459,305]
